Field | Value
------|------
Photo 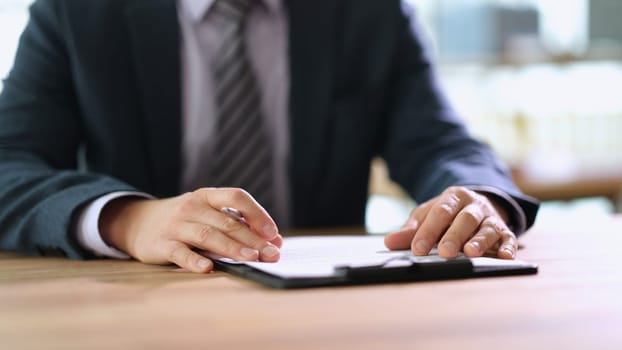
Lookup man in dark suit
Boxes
[0,0,538,273]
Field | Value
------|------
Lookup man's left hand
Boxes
[384,186,517,259]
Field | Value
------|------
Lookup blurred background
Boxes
[369,0,622,231]
[1,0,621,232]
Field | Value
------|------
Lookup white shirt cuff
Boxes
[75,191,153,259]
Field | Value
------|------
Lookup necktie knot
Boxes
[213,0,253,22]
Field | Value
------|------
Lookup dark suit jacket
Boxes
[0,0,538,259]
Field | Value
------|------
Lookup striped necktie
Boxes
[210,0,274,212]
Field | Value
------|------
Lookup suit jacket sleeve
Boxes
[380,3,539,231]
[0,0,136,258]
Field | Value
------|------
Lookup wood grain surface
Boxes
[1,216,621,350]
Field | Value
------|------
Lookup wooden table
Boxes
[2,215,622,350]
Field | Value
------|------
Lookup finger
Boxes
[167,243,214,273]
[437,203,484,258]
[463,216,510,258]
[197,188,279,240]
[384,202,431,250]
[226,228,280,262]
[384,228,417,251]
[497,230,518,260]
[188,205,256,238]
[178,222,262,261]
[402,200,433,230]
[411,191,465,256]
[213,210,281,261]
[270,234,284,248]
[178,206,280,262]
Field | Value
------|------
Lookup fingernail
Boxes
[415,239,430,254]
[469,241,481,254]
[503,247,515,259]
[261,245,280,258]
[262,223,278,239]
[197,259,210,270]
[442,241,458,255]
[240,247,259,259]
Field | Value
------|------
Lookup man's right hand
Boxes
[99,188,282,273]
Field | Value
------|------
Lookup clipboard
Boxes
[209,235,538,289]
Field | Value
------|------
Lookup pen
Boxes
[220,207,249,227]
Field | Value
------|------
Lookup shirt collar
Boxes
[181,0,282,23]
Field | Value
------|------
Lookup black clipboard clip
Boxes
[333,254,475,283]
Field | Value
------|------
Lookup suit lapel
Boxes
[286,0,339,216]
[125,0,181,197]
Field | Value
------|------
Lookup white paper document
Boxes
[206,235,534,279]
